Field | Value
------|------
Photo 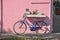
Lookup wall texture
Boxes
[2,0,52,34]
[0,0,1,32]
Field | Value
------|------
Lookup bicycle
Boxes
[13,15,47,35]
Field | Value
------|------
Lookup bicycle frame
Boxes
[22,16,32,28]
[13,15,47,34]
[22,16,41,31]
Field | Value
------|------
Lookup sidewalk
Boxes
[0,33,60,40]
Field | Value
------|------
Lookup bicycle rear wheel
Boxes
[13,21,27,35]
[36,21,48,34]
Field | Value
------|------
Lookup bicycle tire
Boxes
[35,21,48,34]
[13,21,27,35]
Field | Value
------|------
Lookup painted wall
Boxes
[0,0,1,32]
[3,0,53,34]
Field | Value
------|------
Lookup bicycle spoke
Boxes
[35,21,47,34]
[13,21,27,35]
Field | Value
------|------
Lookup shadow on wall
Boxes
[27,16,50,26]
[44,16,52,33]
[27,16,50,33]
[2,28,13,33]
[0,20,13,33]
[44,16,50,26]
[0,16,50,33]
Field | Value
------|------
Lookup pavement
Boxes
[0,33,60,39]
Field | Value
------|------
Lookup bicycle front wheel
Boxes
[13,21,27,35]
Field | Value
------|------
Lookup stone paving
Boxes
[0,33,60,40]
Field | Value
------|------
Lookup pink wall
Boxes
[0,0,1,32]
[3,0,53,34]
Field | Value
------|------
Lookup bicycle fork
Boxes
[19,21,24,28]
